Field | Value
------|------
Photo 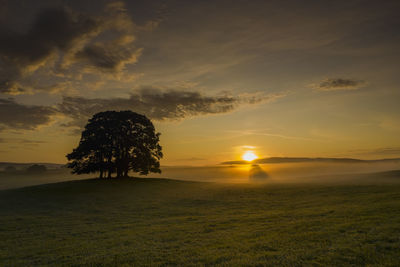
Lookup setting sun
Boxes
[242,151,258,162]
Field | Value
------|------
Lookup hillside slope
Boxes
[1,178,400,266]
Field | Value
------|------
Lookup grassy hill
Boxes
[1,177,400,266]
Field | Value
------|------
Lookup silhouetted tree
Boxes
[67,111,163,178]
[26,164,47,173]
[4,165,17,172]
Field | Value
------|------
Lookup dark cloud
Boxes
[0,88,283,131]
[0,2,143,94]
[58,88,283,128]
[68,1,143,74]
[0,98,56,130]
[313,78,366,91]
[0,7,100,93]
[74,42,142,72]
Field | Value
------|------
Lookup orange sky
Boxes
[1,0,400,165]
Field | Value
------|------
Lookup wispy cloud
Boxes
[0,137,47,150]
[227,129,322,142]
[348,147,400,156]
[176,157,206,161]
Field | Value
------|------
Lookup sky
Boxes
[0,0,400,165]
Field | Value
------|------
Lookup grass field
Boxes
[1,177,400,266]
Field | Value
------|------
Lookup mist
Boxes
[1,160,400,190]
[144,161,400,184]
[0,168,91,190]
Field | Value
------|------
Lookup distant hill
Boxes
[0,162,65,171]
[221,157,400,165]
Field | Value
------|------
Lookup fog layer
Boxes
[145,161,400,183]
[1,161,400,190]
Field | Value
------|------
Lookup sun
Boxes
[242,151,258,162]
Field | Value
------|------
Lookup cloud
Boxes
[221,157,400,165]
[58,87,284,128]
[0,137,46,146]
[68,1,143,74]
[74,42,142,73]
[312,78,366,91]
[228,130,319,142]
[0,7,100,93]
[0,2,143,94]
[348,147,400,156]
[176,157,206,162]
[0,87,284,131]
[0,98,56,130]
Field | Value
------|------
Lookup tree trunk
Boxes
[122,149,129,178]
[107,155,112,178]
[116,164,122,178]
[99,169,103,179]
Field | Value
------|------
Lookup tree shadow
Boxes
[249,164,269,182]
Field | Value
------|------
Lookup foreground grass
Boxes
[1,178,400,266]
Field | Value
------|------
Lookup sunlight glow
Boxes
[242,151,258,162]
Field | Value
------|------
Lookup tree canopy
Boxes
[67,111,163,178]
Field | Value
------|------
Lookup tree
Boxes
[26,164,47,174]
[67,111,163,178]
[4,165,17,173]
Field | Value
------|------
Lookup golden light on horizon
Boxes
[242,151,258,162]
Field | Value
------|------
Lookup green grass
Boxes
[1,178,400,266]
